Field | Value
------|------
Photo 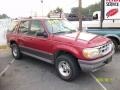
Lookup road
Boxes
[0,48,120,90]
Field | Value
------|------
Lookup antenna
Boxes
[41,0,43,17]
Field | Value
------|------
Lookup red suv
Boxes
[7,17,114,81]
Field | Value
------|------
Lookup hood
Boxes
[53,32,109,47]
[63,32,97,41]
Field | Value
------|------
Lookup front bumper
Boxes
[78,50,114,72]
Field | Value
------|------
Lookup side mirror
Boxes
[36,31,48,38]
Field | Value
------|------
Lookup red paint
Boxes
[6,19,111,61]
[106,8,118,18]
[106,0,120,2]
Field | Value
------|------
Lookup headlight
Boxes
[83,48,100,59]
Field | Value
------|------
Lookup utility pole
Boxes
[41,0,43,17]
[78,0,82,31]
[100,0,104,29]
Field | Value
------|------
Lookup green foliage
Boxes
[0,14,9,19]
[56,7,63,13]
[71,2,101,17]
[47,7,63,18]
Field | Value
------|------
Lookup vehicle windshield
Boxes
[45,19,76,34]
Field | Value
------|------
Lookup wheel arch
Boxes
[105,34,120,45]
[10,40,18,47]
[54,50,78,60]
[53,49,80,68]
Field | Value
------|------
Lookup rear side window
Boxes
[8,20,19,32]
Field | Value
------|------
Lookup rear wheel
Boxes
[11,43,22,59]
[55,54,80,81]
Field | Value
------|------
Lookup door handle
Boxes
[25,37,34,40]
[30,38,34,40]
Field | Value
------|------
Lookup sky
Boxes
[0,0,100,18]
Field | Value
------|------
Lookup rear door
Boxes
[7,20,20,44]
[18,20,32,49]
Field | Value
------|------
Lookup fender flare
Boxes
[105,34,120,43]
[53,45,81,59]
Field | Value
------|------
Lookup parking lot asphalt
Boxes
[0,48,120,90]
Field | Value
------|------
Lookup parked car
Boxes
[84,11,120,51]
[67,14,79,21]
[7,17,114,81]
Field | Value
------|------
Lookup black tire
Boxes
[112,40,118,52]
[11,43,22,59]
[55,54,80,81]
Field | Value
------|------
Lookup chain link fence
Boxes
[0,19,11,47]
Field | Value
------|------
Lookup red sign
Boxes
[104,0,120,19]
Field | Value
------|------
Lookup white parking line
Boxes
[90,73,107,90]
[0,59,15,77]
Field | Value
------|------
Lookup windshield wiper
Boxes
[53,31,67,34]
[67,30,76,33]
[53,30,76,34]
[63,26,76,33]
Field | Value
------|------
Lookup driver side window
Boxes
[30,20,44,35]
[19,20,30,34]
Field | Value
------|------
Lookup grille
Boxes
[97,42,113,55]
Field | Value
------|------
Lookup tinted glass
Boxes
[29,20,44,35]
[45,19,76,34]
[19,20,29,34]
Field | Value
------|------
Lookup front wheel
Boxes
[55,54,80,81]
[11,44,22,59]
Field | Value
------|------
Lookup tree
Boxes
[0,14,9,19]
[57,7,63,18]
[71,7,79,16]
[71,2,101,17]
[56,7,63,13]
[47,7,63,18]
